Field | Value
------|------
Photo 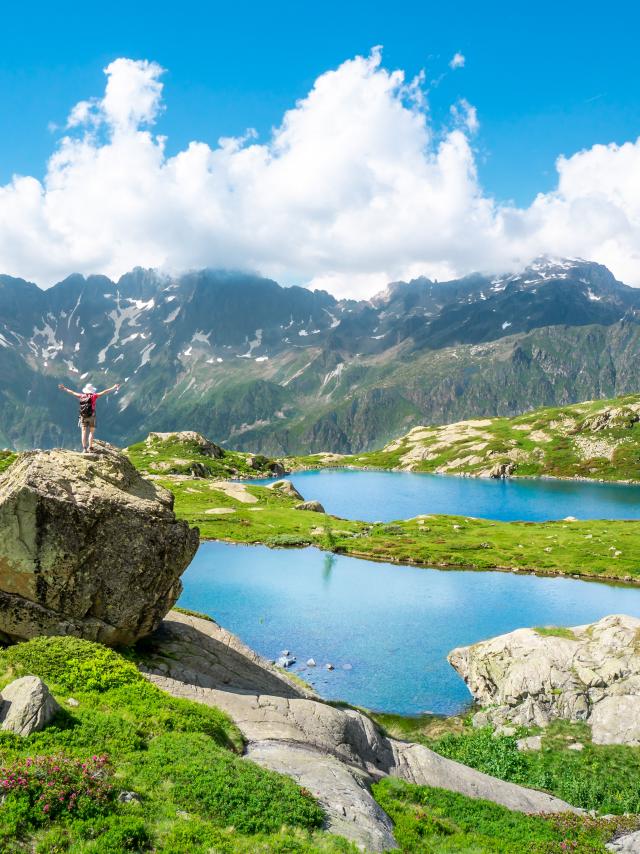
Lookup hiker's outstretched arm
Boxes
[58,384,82,398]
[97,383,120,397]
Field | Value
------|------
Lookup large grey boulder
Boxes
[449,614,640,745]
[0,676,59,736]
[0,443,199,645]
[141,611,578,852]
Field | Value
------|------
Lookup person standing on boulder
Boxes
[58,381,120,453]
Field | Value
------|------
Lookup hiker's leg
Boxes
[81,422,88,450]
[88,426,95,450]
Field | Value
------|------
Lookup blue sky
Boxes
[3,0,638,205]
[1,0,639,294]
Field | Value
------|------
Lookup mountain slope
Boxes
[1,258,639,452]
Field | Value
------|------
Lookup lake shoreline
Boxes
[199,532,640,588]
[282,461,640,486]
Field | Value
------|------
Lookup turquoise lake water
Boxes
[248,469,640,522]
[180,541,640,716]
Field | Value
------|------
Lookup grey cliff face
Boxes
[448,614,640,745]
[0,442,199,645]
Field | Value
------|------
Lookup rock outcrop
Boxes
[146,431,224,458]
[0,676,59,736]
[0,443,199,645]
[141,611,578,852]
[449,614,640,745]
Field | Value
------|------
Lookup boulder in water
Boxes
[0,443,199,645]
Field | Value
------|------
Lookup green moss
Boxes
[172,606,215,623]
[534,626,577,640]
[0,450,16,473]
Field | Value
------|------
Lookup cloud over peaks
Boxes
[1,51,640,296]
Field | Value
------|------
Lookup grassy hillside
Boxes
[0,636,350,853]
[1,636,637,852]
[126,432,286,480]
[293,394,640,482]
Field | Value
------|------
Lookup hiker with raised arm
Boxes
[58,381,120,453]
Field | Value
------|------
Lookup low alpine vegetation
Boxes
[0,636,351,852]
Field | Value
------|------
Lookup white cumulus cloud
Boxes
[449,52,466,69]
[1,50,640,297]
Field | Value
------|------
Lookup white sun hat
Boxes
[82,383,97,394]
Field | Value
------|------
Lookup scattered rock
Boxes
[449,614,640,745]
[568,742,584,751]
[306,658,316,667]
[118,790,141,804]
[294,500,325,513]
[204,507,235,514]
[189,462,209,478]
[606,829,640,852]
[326,663,335,671]
[0,676,59,736]
[489,462,516,480]
[268,479,304,500]
[67,697,79,707]
[0,443,199,645]
[494,725,516,737]
[488,461,516,479]
[277,654,296,668]
[517,735,542,751]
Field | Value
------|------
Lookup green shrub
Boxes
[373,777,630,853]
[78,816,151,852]
[265,534,312,547]
[2,637,140,693]
[430,723,640,815]
[0,754,113,832]
[132,733,324,834]
[432,726,528,782]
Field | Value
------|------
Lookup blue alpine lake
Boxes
[180,540,640,716]
[248,468,640,522]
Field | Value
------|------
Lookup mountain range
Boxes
[1,257,640,453]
